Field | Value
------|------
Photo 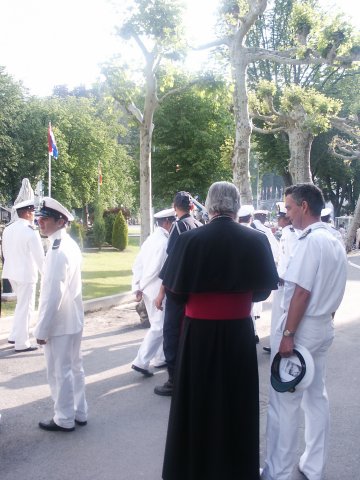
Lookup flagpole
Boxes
[48,152,52,197]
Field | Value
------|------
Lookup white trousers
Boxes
[44,330,87,429]
[9,281,36,350]
[133,293,165,369]
[270,285,284,339]
[262,314,334,480]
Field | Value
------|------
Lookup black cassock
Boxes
[161,216,279,480]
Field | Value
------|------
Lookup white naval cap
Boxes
[321,207,331,217]
[238,204,254,217]
[14,199,35,210]
[36,197,74,222]
[154,208,176,219]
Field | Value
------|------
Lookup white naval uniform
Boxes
[323,222,345,247]
[34,228,87,429]
[262,222,347,480]
[270,225,299,339]
[251,220,279,326]
[1,218,44,349]
[132,226,169,370]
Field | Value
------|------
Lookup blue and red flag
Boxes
[48,122,58,159]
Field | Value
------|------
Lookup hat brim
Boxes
[271,346,314,393]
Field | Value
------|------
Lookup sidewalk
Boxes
[1,270,359,479]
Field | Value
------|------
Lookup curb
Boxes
[83,291,134,313]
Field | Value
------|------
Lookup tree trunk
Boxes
[231,47,253,203]
[345,194,360,253]
[139,124,153,244]
[139,65,157,244]
[287,128,313,183]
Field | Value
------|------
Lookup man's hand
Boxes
[155,286,165,311]
[37,339,46,345]
[278,336,294,358]
[135,290,143,302]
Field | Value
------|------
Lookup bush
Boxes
[69,222,84,250]
[104,213,117,244]
[112,210,128,251]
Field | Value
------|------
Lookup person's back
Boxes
[2,219,42,283]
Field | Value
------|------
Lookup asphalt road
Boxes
[0,254,359,480]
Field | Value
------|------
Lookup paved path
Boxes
[0,255,359,479]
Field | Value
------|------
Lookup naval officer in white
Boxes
[34,197,87,432]
[1,199,44,352]
[131,208,176,377]
[261,184,347,480]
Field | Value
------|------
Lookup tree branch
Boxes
[252,124,284,134]
[132,32,151,60]
[158,80,198,104]
[126,102,143,124]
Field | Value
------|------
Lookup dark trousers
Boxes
[163,295,185,378]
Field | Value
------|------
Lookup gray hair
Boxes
[205,181,240,217]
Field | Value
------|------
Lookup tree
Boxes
[249,81,341,183]
[0,68,25,203]
[112,210,128,251]
[200,0,359,202]
[152,77,234,206]
[105,0,188,243]
[328,109,360,251]
[92,197,106,250]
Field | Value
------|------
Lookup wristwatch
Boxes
[283,329,295,337]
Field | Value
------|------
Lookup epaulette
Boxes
[28,225,36,231]
[52,239,61,250]
[299,228,311,240]
[290,227,295,232]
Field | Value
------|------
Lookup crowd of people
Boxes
[1,181,349,480]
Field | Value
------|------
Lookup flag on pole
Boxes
[48,122,58,159]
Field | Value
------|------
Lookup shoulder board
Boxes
[52,239,61,250]
[299,228,311,240]
[290,227,295,232]
[28,225,36,231]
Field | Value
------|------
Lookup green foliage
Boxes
[289,2,317,44]
[104,212,117,244]
[152,76,234,207]
[92,198,106,249]
[118,0,187,60]
[112,210,128,251]
[280,85,342,134]
[317,15,356,59]
[69,221,85,250]
[0,68,25,202]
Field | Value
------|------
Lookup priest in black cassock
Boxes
[162,181,279,480]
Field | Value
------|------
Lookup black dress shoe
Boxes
[131,364,153,377]
[263,346,271,353]
[154,380,173,396]
[153,363,167,369]
[14,346,38,353]
[39,419,74,432]
[75,419,87,426]
[8,340,15,344]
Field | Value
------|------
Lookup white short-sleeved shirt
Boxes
[282,222,347,316]
[277,225,300,279]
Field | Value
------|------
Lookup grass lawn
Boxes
[81,236,140,300]
[1,235,140,317]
